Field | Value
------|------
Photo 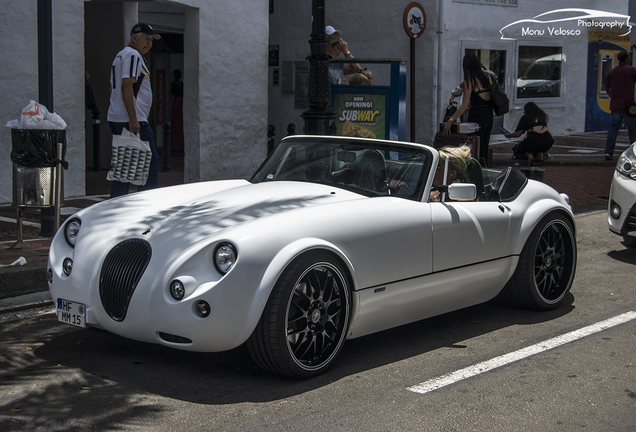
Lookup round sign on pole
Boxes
[403,2,426,39]
[627,102,636,118]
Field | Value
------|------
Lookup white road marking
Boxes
[408,311,636,395]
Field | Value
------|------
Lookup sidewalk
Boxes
[0,131,630,309]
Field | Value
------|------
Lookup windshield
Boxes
[521,60,561,81]
[251,137,433,200]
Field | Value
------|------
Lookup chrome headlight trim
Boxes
[214,243,237,275]
[64,219,81,247]
[616,144,636,180]
[170,280,185,300]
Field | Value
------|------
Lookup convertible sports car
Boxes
[48,136,577,378]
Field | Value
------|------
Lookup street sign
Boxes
[403,2,426,39]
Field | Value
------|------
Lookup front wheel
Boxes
[501,213,577,310]
[622,236,636,248]
[247,252,351,378]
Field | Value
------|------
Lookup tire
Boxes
[622,236,636,248]
[501,213,576,310]
[247,251,351,378]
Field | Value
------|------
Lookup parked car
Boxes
[517,54,562,99]
[48,136,577,378]
[608,141,636,247]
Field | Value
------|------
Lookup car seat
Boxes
[354,149,387,193]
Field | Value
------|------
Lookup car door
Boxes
[430,200,511,272]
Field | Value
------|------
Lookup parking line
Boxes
[407,311,636,395]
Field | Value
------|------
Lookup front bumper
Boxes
[608,171,636,238]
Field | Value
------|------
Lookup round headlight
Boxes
[65,219,81,247]
[215,244,237,274]
[170,280,185,300]
[617,144,636,179]
[62,258,73,276]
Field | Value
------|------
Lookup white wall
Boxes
[438,0,630,136]
[178,0,269,182]
[0,0,85,204]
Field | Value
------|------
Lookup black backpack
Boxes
[490,81,510,116]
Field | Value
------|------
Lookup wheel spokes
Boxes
[286,264,347,367]
[533,223,573,301]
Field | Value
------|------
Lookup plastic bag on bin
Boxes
[7,101,68,168]
[5,100,67,130]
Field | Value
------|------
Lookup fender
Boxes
[241,238,360,343]
[503,192,575,256]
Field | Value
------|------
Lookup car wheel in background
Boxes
[247,252,351,378]
[501,213,577,310]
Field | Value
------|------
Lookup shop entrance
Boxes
[584,31,632,133]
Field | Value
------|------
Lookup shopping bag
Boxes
[106,128,152,186]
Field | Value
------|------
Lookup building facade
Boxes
[0,0,633,204]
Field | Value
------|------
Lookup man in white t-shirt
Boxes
[107,23,161,198]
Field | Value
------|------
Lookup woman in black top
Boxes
[505,102,554,165]
[442,53,494,165]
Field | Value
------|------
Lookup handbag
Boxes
[490,81,510,116]
[107,128,152,186]
[443,103,458,122]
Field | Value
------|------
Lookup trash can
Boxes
[520,166,545,182]
[11,129,66,207]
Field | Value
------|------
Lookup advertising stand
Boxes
[330,58,407,142]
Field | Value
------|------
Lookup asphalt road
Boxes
[1,210,635,432]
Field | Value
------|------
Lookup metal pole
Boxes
[54,142,63,231]
[92,108,101,171]
[301,0,336,135]
[38,0,53,111]
[410,38,416,142]
[162,122,172,172]
[38,0,55,237]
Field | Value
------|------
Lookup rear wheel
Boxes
[501,213,576,310]
[247,252,351,378]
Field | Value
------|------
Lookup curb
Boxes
[0,291,53,314]
[0,261,48,300]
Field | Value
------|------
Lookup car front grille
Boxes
[624,204,636,232]
[100,239,152,322]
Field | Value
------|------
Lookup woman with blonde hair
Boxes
[430,145,474,201]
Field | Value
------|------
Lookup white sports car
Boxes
[608,141,636,247]
[48,136,577,378]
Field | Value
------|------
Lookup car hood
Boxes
[73,180,364,248]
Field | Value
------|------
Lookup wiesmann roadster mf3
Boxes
[48,136,577,378]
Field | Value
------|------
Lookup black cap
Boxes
[130,23,161,40]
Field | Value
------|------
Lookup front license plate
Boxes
[57,299,86,328]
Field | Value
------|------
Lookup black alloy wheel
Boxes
[502,213,577,310]
[247,251,351,378]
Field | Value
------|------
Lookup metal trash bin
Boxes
[520,166,545,182]
[10,129,66,244]
[11,128,66,207]
[12,165,58,206]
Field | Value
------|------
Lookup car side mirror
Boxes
[447,183,477,201]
